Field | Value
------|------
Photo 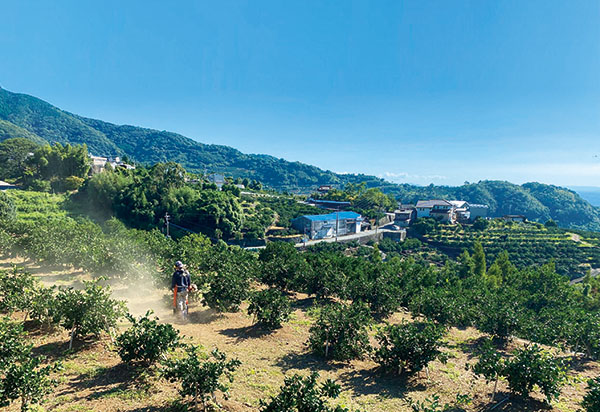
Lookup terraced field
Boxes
[421,220,600,279]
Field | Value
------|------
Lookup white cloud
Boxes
[379,171,448,183]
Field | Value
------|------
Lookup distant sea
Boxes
[570,186,600,207]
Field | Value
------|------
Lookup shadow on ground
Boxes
[569,355,598,373]
[184,307,222,325]
[219,324,275,342]
[290,296,317,310]
[275,351,347,373]
[57,362,155,403]
[33,337,98,361]
[483,392,552,412]
[338,367,426,399]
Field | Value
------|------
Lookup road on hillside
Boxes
[245,227,399,250]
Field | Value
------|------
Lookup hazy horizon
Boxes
[1,1,599,187]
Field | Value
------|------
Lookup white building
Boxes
[415,200,454,218]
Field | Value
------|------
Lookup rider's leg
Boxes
[177,290,188,317]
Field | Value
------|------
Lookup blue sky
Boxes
[1,0,599,186]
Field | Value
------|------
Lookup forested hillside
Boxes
[0,87,380,190]
[1,87,600,230]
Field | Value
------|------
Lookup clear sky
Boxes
[1,0,599,186]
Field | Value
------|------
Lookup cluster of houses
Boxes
[395,199,489,226]
[89,155,135,174]
[294,198,493,240]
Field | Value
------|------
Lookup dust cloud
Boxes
[110,275,175,320]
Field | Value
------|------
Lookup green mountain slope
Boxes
[0,88,122,155]
[0,87,381,190]
[0,119,47,144]
[0,87,599,230]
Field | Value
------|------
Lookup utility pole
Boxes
[164,212,171,238]
[335,207,339,242]
[303,226,307,248]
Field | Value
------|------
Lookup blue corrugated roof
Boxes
[300,211,361,221]
[307,198,352,206]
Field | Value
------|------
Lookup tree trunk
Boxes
[21,396,29,412]
[69,325,76,350]
[491,377,498,402]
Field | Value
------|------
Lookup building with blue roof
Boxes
[291,211,362,240]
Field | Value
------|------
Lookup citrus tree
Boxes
[0,318,61,412]
[374,320,446,376]
[0,318,30,369]
[161,346,240,410]
[0,356,61,412]
[0,267,35,315]
[472,342,567,404]
[247,288,292,329]
[308,301,372,361]
[28,284,60,328]
[116,311,181,366]
[582,376,600,412]
[56,279,126,349]
[503,344,567,403]
[260,372,349,412]
[470,338,504,401]
[258,242,308,291]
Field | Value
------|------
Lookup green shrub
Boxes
[62,175,85,191]
[503,344,567,403]
[582,376,600,412]
[406,394,471,412]
[259,372,348,412]
[374,320,446,376]
[56,279,126,349]
[0,191,16,223]
[116,311,181,365]
[0,318,30,369]
[0,267,35,314]
[0,354,61,412]
[248,289,292,329]
[27,179,51,192]
[28,284,60,328]
[162,346,240,410]
[308,301,372,361]
[203,269,250,313]
[0,317,61,412]
[0,227,15,256]
[477,293,523,343]
[470,338,504,401]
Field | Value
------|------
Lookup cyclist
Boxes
[171,261,191,319]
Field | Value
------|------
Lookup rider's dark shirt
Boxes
[171,270,191,292]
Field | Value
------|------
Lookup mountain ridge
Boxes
[1,86,599,230]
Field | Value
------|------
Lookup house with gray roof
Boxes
[415,200,453,219]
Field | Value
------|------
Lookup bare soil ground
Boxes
[2,258,598,412]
